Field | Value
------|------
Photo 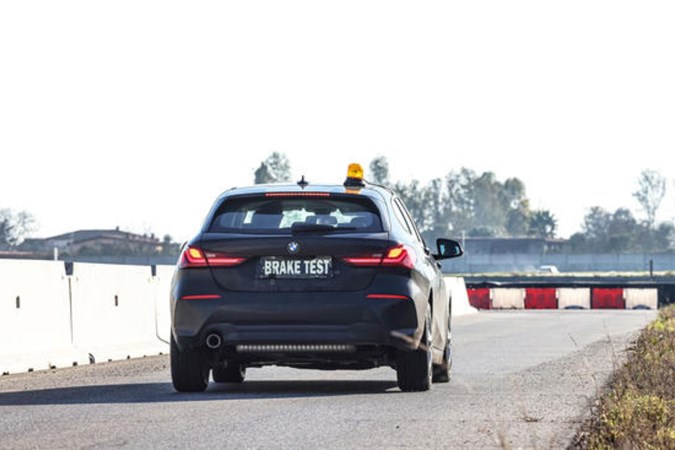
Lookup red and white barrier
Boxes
[624,288,658,310]
[467,288,491,310]
[525,288,557,309]
[465,286,657,310]
[490,288,525,309]
[591,288,625,309]
[557,288,591,309]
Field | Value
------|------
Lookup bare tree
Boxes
[254,152,291,184]
[0,209,36,248]
[633,169,666,228]
[368,156,390,185]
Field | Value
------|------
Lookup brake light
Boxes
[342,244,415,270]
[265,192,330,197]
[180,246,246,268]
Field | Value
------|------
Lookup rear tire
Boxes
[396,307,432,392]
[171,335,209,392]
[212,362,246,383]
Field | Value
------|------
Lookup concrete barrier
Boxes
[624,288,658,310]
[490,288,525,309]
[0,260,89,374]
[154,265,175,343]
[70,263,168,362]
[0,260,174,374]
[557,288,591,309]
[444,276,477,317]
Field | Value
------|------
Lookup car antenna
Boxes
[297,175,308,189]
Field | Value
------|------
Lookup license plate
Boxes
[257,256,333,279]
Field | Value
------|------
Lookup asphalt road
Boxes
[0,310,656,449]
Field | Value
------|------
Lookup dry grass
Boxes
[572,305,675,449]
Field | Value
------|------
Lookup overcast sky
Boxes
[1,1,674,242]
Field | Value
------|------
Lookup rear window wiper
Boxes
[291,223,357,234]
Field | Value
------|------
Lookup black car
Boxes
[170,165,463,392]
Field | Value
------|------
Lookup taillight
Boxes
[204,252,247,267]
[342,253,384,266]
[343,244,415,270]
[381,244,415,270]
[181,246,208,267]
[180,246,246,268]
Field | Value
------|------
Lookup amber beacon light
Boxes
[344,163,366,187]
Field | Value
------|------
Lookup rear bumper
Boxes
[171,291,422,352]
[170,267,427,353]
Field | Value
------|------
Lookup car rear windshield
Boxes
[208,195,383,234]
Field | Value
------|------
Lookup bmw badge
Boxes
[287,241,300,254]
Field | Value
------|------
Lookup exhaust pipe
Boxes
[205,333,222,349]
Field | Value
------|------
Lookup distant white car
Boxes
[537,265,560,274]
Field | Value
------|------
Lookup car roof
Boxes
[217,183,394,201]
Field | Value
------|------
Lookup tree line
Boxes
[2,154,672,254]
[253,152,675,254]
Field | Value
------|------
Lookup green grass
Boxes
[572,305,675,449]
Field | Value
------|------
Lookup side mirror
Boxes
[435,238,463,260]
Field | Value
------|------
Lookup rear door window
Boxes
[392,199,413,235]
[394,198,425,245]
[209,195,383,234]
